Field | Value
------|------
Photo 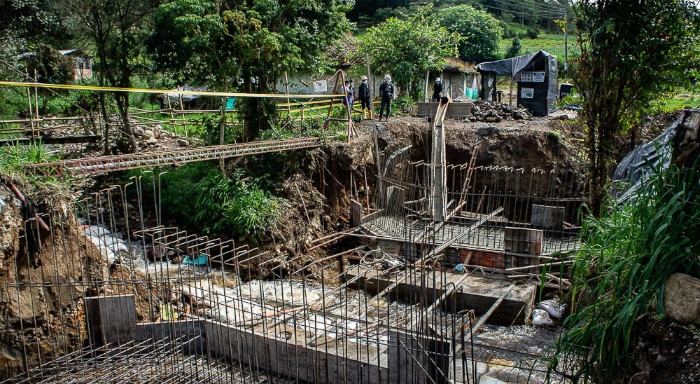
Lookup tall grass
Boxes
[549,162,700,382]
[0,143,68,191]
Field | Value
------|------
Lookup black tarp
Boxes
[476,51,558,116]
[612,117,679,203]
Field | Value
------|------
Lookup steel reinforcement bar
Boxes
[25,137,321,175]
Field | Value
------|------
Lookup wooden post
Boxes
[33,69,39,121]
[25,70,35,140]
[509,75,514,108]
[366,53,373,101]
[284,71,291,117]
[166,90,176,134]
[219,97,225,175]
[178,86,187,137]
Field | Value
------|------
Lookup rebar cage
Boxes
[1,166,579,383]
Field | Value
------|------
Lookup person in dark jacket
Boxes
[432,77,442,102]
[358,76,372,119]
[378,75,394,121]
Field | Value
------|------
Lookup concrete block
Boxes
[84,295,137,347]
[389,330,451,384]
[351,199,363,227]
[135,320,205,354]
[204,320,388,384]
[530,205,564,230]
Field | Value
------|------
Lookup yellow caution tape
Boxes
[276,99,341,107]
[0,81,344,99]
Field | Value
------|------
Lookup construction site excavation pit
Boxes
[0,102,585,384]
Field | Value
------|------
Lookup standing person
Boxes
[342,80,350,106]
[358,76,372,119]
[378,75,394,121]
[432,77,443,102]
[347,79,355,111]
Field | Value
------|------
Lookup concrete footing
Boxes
[344,265,535,325]
[85,295,459,384]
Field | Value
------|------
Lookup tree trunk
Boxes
[99,93,110,155]
[115,93,137,152]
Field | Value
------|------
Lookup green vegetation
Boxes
[549,162,700,382]
[0,143,68,191]
[193,170,285,241]
[433,5,502,63]
[571,0,700,214]
[498,33,578,64]
[131,164,285,243]
[504,37,521,59]
[357,10,459,100]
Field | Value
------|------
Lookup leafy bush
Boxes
[549,162,700,382]
[433,5,503,63]
[505,38,522,59]
[393,96,415,115]
[192,170,285,242]
[526,27,539,39]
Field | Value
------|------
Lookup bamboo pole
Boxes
[25,69,35,139]
[33,69,39,121]
[178,87,188,137]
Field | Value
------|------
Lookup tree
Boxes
[0,0,69,76]
[505,37,521,59]
[346,0,411,22]
[149,0,350,141]
[572,0,700,214]
[24,45,74,114]
[433,5,502,63]
[358,11,459,100]
[63,0,160,153]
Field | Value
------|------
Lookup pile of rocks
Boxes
[133,124,190,147]
[469,100,532,123]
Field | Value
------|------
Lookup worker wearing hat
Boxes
[432,77,443,102]
[378,74,394,121]
[358,75,372,119]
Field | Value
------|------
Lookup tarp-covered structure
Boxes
[476,50,558,116]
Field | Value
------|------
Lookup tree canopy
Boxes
[358,11,459,100]
[0,0,68,74]
[149,0,350,139]
[571,0,700,213]
[433,5,502,63]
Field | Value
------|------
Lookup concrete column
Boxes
[84,295,137,347]
[430,99,449,222]
[389,330,451,384]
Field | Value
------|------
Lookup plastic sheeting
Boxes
[476,51,544,77]
[476,51,558,116]
[613,116,680,202]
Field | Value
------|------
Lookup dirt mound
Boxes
[632,317,700,384]
[352,115,587,183]
[0,182,108,377]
